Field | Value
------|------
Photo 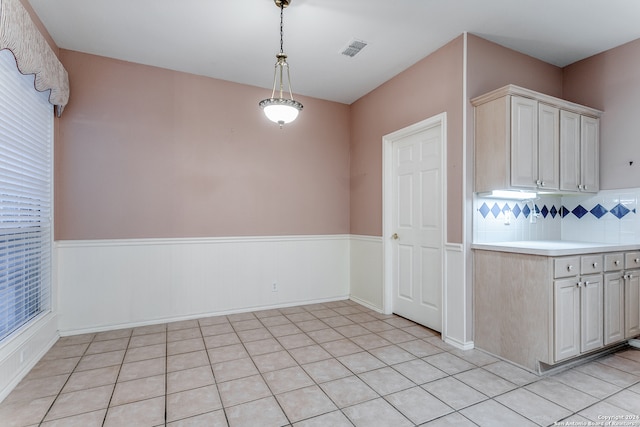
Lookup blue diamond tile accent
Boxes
[610,203,631,219]
[590,204,608,219]
[479,203,490,218]
[541,205,549,218]
[572,205,588,219]
[523,204,531,218]
[550,205,558,218]
[502,203,511,213]
[512,204,522,218]
[634,208,637,214]
[490,203,501,218]
[560,206,570,218]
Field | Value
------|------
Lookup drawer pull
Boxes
[635,258,640,263]
[592,262,598,268]
[615,260,620,265]
[567,265,573,272]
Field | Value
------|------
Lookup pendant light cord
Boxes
[280,3,284,54]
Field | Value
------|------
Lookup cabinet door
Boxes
[604,272,625,345]
[511,96,538,188]
[560,110,581,192]
[538,103,560,190]
[581,274,603,353]
[625,269,640,338]
[580,116,600,193]
[554,278,580,361]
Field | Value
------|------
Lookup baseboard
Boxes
[444,336,474,351]
[60,295,351,336]
[349,295,383,313]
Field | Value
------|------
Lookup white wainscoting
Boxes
[349,235,383,312]
[444,243,473,349]
[55,235,351,335]
[0,312,58,402]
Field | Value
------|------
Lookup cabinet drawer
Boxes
[581,255,603,275]
[604,253,624,271]
[555,256,580,278]
[625,252,640,269]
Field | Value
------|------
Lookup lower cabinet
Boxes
[554,274,603,362]
[474,249,640,373]
[625,269,640,338]
[604,272,625,345]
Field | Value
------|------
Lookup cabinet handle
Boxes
[578,184,584,190]
[567,265,574,271]
[592,262,598,268]
[392,233,399,240]
[635,258,640,263]
[584,281,589,286]
[615,260,620,265]
[583,185,588,190]
[576,281,582,288]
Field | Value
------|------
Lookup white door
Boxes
[391,124,443,331]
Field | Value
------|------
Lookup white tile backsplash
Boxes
[473,188,640,244]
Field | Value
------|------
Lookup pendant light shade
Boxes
[259,0,303,127]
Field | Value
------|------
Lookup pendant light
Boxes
[259,0,303,128]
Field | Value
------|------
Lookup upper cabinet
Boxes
[472,85,602,194]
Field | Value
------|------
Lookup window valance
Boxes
[0,0,69,116]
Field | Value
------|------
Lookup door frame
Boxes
[382,113,447,324]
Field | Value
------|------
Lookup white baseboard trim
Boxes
[349,295,383,314]
[60,295,350,336]
[445,337,474,351]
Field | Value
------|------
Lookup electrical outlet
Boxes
[272,282,278,292]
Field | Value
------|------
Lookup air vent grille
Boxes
[341,39,368,57]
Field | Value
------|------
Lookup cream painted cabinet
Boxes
[604,253,625,345]
[624,270,640,338]
[472,85,601,193]
[554,255,604,362]
[559,111,600,193]
[554,277,581,361]
[476,249,632,373]
[511,96,538,188]
[511,98,560,190]
[624,252,640,338]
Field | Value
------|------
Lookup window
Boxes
[0,49,53,342]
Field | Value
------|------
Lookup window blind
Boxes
[0,49,53,342]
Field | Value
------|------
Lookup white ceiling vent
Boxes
[340,39,368,57]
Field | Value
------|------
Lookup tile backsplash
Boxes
[473,188,640,244]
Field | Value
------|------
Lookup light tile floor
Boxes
[2,299,640,426]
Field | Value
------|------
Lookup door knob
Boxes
[392,233,399,240]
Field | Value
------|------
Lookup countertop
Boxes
[471,240,640,256]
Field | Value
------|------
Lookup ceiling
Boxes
[28,0,640,105]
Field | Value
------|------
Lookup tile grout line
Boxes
[37,332,95,426]
[199,317,231,427]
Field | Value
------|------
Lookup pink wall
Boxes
[563,38,640,189]
[55,50,350,240]
[466,35,563,100]
[350,36,465,241]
